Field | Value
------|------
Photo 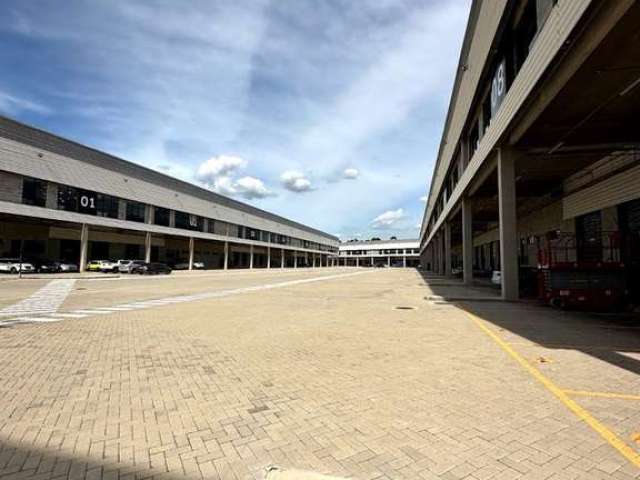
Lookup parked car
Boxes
[0,258,35,274]
[171,261,204,270]
[115,259,143,273]
[131,262,172,275]
[56,261,79,272]
[35,260,60,273]
[87,260,118,272]
[491,270,502,285]
[118,260,145,273]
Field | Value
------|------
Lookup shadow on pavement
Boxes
[0,437,195,480]
[417,270,640,377]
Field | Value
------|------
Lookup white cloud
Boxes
[342,168,359,179]
[420,195,428,203]
[196,155,273,200]
[281,170,313,192]
[235,176,274,199]
[0,92,50,115]
[371,208,406,229]
[211,175,238,196]
[196,155,247,183]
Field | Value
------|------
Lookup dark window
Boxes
[126,201,146,222]
[22,177,47,207]
[154,207,170,226]
[207,219,216,233]
[94,192,119,218]
[514,0,538,73]
[244,228,258,240]
[175,211,202,231]
[58,185,78,212]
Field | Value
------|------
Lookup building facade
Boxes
[0,116,339,270]
[419,1,640,300]
[338,239,420,268]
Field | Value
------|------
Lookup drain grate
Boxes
[394,306,416,310]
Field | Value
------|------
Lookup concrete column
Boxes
[118,199,127,220]
[145,204,155,224]
[294,252,298,269]
[462,197,473,285]
[403,256,407,268]
[498,148,519,300]
[281,249,285,268]
[267,246,271,269]
[249,244,254,269]
[45,183,58,209]
[188,237,194,270]
[356,257,359,267]
[145,232,152,263]
[371,257,374,267]
[224,241,229,270]
[79,223,89,271]
[387,256,391,267]
[444,221,452,276]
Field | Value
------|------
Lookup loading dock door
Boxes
[576,211,602,262]
[619,199,640,303]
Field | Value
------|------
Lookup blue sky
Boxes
[0,0,469,240]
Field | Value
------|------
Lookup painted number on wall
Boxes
[490,59,507,117]
[80,195,95,209]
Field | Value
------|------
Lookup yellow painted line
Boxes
[460,306,640,468]
[564,390,640,401]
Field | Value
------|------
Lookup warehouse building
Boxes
[0,116,339,271]
[419,1,640,303]
[338,239,420,268]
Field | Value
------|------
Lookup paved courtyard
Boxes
[0,268,639,479]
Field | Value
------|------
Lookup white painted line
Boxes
[72,310,112,315]
[11,317,60,323]
[91,307,134,312]
[49,313,87,318]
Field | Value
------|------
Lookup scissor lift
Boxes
[537,231,628,311]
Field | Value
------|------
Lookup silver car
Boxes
[0,258,35,274]
[118,259,145,273]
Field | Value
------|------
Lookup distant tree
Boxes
[390,236,397,240]
[370,237,381,241]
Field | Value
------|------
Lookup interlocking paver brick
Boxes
[1,269,639,478]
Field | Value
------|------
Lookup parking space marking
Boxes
[564,389,640,401]
[460,305,640,468]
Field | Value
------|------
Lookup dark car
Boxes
[131,262,172,275]
[35,260,59,273]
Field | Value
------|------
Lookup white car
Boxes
[491,270,502,285]
[117,259,145,273]
[0,258,35,274]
